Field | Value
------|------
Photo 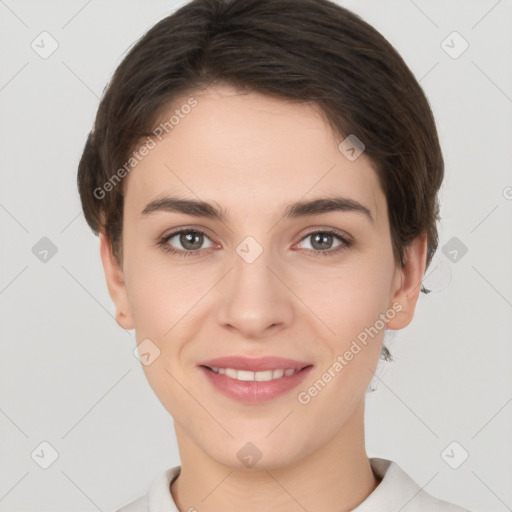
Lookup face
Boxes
[100,84,426,470]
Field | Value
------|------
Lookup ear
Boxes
[99,231,134,330]
[386,231,428,330]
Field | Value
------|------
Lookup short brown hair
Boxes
[77,0,444,295]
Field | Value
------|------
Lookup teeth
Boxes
[209,367,300,381]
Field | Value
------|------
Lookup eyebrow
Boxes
[141,195,374,224]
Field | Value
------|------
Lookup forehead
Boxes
[123,85,385,226]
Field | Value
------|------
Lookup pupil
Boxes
[181,232,202,250]
[312,233,332,250]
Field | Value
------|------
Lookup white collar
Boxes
[121,457,470,512]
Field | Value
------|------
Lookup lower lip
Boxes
[198,365,314,404]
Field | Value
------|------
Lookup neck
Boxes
[170,399,381,512]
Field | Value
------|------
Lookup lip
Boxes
[198,364,314,404]
[197,355,312,372]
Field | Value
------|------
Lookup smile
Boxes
[205,366,302,381]
[199,364,314,404]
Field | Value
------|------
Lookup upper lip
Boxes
[197,355,313,372]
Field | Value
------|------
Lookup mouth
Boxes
[199,364,313,382]
[198,364,314,404]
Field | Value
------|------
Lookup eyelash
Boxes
[157,228,352,258]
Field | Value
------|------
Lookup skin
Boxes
[99,84,427,512]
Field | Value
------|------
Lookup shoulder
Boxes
[114,465,181,512]
[361,457,473,512]
[114,494,147,512]
[414,493,473,512]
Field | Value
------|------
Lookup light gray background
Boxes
[1,0,511,511]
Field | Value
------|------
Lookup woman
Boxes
[77,0,471,510]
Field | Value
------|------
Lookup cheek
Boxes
[297,264,392,414]
[123,240,205,335]
[305,256,394,338]
[126,272,169,335]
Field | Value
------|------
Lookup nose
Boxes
[215,242,295,339]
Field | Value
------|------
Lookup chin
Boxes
[205,435,311,472]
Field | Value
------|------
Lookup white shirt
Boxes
[115,457,471,512]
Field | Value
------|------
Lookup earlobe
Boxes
[99,231,135,330]
[386,232,428,331]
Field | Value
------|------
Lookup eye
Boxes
[157,227,352,258]
[158,229,215,257]
[295,228,352,257]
